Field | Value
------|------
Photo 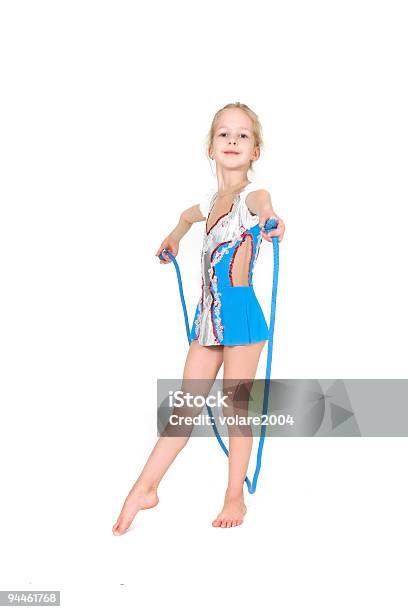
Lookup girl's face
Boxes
[209,108,260,170]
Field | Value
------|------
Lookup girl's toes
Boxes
[226,520,232,528]
[112,520,121,534]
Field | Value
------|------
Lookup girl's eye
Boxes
[218,132,249,138]
[219,132,249,138]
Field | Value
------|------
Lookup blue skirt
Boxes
[191,285,269,346]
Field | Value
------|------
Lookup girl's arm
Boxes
[246,190,286,243]
[155,204,204,264]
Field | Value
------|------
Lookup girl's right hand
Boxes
[155,236,179,264]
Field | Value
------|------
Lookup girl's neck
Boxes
[216,179,250,197]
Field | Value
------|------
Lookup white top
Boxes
[191,180,269,290]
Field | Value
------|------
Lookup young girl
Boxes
[112,102,286,533]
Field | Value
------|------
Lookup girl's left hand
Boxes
[258,213,285,243]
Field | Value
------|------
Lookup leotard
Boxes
[191,181,269,346]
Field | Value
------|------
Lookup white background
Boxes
[0,1,407,610]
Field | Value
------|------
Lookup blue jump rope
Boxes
[159,217,279,494]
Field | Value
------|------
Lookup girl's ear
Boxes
[252,145,260,161]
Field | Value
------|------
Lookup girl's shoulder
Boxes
[239,181,270,227]
[240,180,270,201]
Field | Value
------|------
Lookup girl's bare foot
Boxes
[212,490,247,528]
[112,483,159,535]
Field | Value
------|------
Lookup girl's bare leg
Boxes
[112,340,223,535]
[212,340,266,528]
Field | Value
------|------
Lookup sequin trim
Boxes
[253,231,262,264]
[193,278,204,340]
[250,230,262,285]
[228,232,254,286]
[206,194,237,235]
[210,269,224,343]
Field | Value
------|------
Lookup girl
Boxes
[112,102,286,533]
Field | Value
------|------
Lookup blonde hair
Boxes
[205,102,264,172]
